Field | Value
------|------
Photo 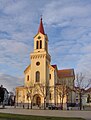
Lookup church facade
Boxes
[16,18,75,109]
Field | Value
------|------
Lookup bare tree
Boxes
[26,83,50,109]
[26,87,33,109]
[75,73,91,110]
[36,83,50,109]
[55,84,67,109]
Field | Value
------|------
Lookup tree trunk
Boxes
[79,92,82,110]
[44,97,46,109]
[61,95,64,110]
[31,100,32,109]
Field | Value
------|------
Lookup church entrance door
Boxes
[36,96,41,106]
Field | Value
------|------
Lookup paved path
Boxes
[0,107,91,120]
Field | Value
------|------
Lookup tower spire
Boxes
[38,17,45,35]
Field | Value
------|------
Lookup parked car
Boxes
[48,105,62,110]
[48,105,56,110]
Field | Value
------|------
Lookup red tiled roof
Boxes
[38,18,45,35]
[86,88,91,92]
[58,69,75,78]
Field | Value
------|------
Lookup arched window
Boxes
[36,71,40,82]
[27,75,29,81]
[36,41,39,49]
[49,74,51,79]
[50,93,52,100]
[40,40,42,49]
[45,41,47,51]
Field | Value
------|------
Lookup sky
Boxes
[0,0,91,91]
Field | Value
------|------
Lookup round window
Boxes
[36,62,40,66]
[37,36,41,39]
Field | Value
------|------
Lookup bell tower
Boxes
[34,18,48,53]
[30,18,51,86]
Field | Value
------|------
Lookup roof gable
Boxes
[51,64,58,70]
[24,64,31,74]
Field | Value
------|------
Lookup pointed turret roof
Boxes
[38,17,45,35]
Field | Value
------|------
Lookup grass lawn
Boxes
[0,113,85,120]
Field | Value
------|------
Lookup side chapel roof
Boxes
[58,69,75,78]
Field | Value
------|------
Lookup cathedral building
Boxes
[16,18,75,109]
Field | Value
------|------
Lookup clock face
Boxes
[37,36,41,39]
[36,62,40,66]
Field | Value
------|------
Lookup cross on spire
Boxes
[40,14,42,19]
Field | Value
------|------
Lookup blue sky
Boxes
[0,0,91,91]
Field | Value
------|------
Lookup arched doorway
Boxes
[33,94,41,106]
[36,96,41,106]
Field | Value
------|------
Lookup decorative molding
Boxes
[31,54,46,59]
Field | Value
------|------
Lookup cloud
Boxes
[0,0,91,89]
[43,0,91,26]
[43,0,91,84]
[0,39,31,78]
[0,73,24,92]
[0,39,29,63]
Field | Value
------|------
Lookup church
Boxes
[16,18,75,109]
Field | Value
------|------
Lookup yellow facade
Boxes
[16,18,75,109]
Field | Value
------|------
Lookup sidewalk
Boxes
[0,106,91,120]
